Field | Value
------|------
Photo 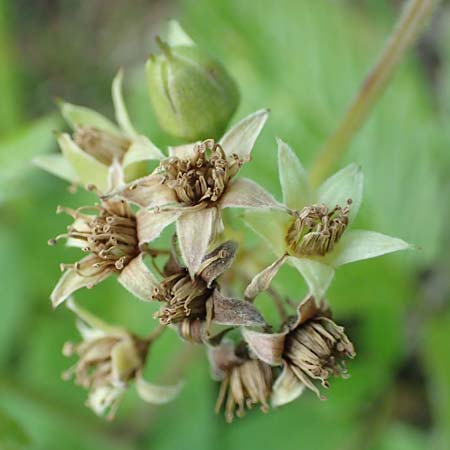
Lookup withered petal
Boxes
[271,363,306,407]
[212,290,266,327]
[242,328,286,366]
[198,240,238,287]
[137,209,180,246]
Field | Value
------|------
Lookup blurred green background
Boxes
[1,0,450,449]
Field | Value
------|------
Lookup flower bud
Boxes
[146,24,240,141]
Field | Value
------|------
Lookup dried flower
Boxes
[210,342,273,422]
[110,109,283,276]
[63,299,182,420]
[34,70,163,193]
[147,21,239,141]
[49,172,160,307]
[244,139,413,301]
[151,241,266,341]
[243,296,354,407]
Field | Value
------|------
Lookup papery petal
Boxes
[117,254,158,301]
[57,133,110,193]
[137,209,180,246]
[112,69,137,137]
[212,290,266,326]
[51,258,112,308]
[277,138,311,211]
[87,385,125,419]
[135,372,183,404]
[242,328,285,366]
[271,364,305,407]
[167,20,195,46]
[59,100,119,134]
[107,159,125,192]
[220,178,282,210]
[111,340,142,383]
[208,341,244,380]
[326,229,414,267]
[198,240,238,287]
[219,109,269,161]
[67,298,126,336]
[288,257,334,301]
[243,209,291,257]
[110,174,177,208]
[177,207,215,277]
[244,254,288,300]
[65,218,92,248]
[122,136,164,167]
[32,153,78,183]
[168,142,197,159]
[317,163,363,222]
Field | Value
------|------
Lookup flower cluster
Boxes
[36,23,412,422]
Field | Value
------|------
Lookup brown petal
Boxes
[117,254,158,301]
[212,290,266,327]
[198,241,238,287]
[244,254,287,300]
[242,328,286,366]
[208,341,244,380]
[220,178,283,210]
[290,295,323,328]
[137,209,180,246]
[176,207,215,277]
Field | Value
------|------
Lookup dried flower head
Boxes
[152,241,266,340]
[63,300,181,420]
[243,296,355,406]
[244,139,412,301]
[110,109,282,276]
[210,343,273,423]
[34,70,163,193]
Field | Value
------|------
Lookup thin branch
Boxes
[309,0,441,187]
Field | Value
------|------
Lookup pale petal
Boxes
[107,159,125,192]
[288,257,335,301]
[122,136,164,167]
[117,254,158,301]
[59,100,119,134]
[317,163,363,221]
[271,364,305,407]
[243,209,291,257]
[57,133,109,193]
[219,109,269,161]
[135,372,183,404]
[66,298,125,336]
[87,385,125,419]
[244,254,287,300]
[167,20,195,46]
[242,328,285,366]
[51,259,112,308]
[32,153,78,183]
[220,178,282,210]
[326,229,414,267]
[277,138,311,211]
[212,290,266,326]
[177,208,215,277]
[110,174,177,208]
[111,340,142,383]
[111,69,137,136]
[136,209,180,246]
[168,142,197,159]
[65,218,92,248]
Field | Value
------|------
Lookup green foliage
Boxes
[1,0,449,449]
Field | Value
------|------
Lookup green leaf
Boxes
[0,409,30,450]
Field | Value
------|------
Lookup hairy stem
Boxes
[309,0,440,187]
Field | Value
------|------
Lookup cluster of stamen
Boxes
[74,126,131,165]
[286,200,352,257]
[152,270,212,324]
[215,359,273,423]
[159,139,242,206]
[50,200,139,276]
[285,316,355,396]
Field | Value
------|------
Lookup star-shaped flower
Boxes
[62,299,182,420]
[244,139,413,301]
[110,110,283,276]
[34,69,163,193]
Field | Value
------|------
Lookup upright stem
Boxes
[309,0,440,187]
